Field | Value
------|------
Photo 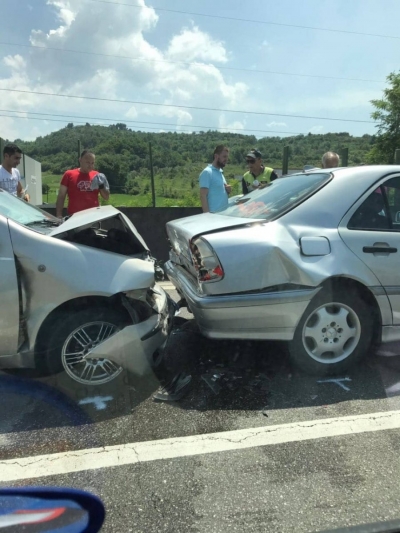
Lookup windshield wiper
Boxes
[235,197,250,205]
[25,218,60,227]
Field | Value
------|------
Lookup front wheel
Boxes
[40,307,131,386]
[289,289,373,375]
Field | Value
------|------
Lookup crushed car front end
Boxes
[0,200,176,384]
[88,283,176,376]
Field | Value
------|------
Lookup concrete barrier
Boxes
[41,206,202,262]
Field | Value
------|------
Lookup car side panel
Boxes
[0,217,19,355]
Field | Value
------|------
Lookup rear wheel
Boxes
[289,289,373,375]
[39,307,131,386]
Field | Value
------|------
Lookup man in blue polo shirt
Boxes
[199,145,231,213]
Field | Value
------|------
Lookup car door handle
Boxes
[363,246,397,254]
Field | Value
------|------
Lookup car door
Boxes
[0,216,20,355]
[339,175,400,324]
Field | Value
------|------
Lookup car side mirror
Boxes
[0,487,105,532]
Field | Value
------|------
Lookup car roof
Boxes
[280,165,400,228]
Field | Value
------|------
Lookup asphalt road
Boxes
[2,283,400,532]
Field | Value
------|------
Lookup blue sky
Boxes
[0,0,399,141]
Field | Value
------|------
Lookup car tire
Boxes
[39,307,131,387]
[289,288,373,376]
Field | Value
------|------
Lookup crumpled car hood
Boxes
[49,205,149,251]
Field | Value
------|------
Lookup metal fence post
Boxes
[149,142,156,208]
[78,139,81,166]
[282,146,289,176]
[340,148,349,167]
[395,149,400,164]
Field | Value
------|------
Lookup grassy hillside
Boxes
[15,125,376,206]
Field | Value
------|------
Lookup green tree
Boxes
[369,71,400,163]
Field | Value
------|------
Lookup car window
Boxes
[0,188,57,226]
[216,172,331,220]
[348,177,400,231]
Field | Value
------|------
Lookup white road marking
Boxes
[2,410,400,482]
[78,396,113,410]
[317,377,352,391]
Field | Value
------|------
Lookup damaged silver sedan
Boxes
[166,166,400,375]
[0,190,175,386]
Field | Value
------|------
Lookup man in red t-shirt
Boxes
[56,150,110,218]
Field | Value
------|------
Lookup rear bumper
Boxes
[165,261,320,340]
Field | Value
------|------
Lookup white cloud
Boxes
[259,40,272,52]
[266,121,287,128]
[142,106,193,125]
[218,115,245,132]
[3,54,26,72]
[125,106,138,119]
[166,26,228,63]
[0,117,19,141]
[309,125,324,134]
[284,88,381,114]
[0,0,247,140]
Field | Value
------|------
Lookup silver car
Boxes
[166,166,400,375]
[0,189,175,386]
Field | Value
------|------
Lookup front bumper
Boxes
[165,261,320,341]
[89,284,175,376]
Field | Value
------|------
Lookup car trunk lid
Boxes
[166,212,263,266]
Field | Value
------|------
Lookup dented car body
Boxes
[166,166,400,375]
[0,192,174,386]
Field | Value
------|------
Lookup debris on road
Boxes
[153,372,192,402]
[198,346,272,397]
[201,374,222,395]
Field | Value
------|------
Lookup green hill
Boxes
[14,124,377,206]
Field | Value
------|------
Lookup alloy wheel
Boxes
[61,321,123,385]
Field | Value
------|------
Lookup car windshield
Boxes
[0,188,58,226]
[217,172,331,219]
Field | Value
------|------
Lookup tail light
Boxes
[190,237,224,283]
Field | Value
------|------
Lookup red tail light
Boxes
[190,238,224,283]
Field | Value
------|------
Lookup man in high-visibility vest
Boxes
[242,149,278,194]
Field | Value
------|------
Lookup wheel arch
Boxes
[34,295,132,361]
[319,276,382,345]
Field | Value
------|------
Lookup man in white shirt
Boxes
[0,143,29,201]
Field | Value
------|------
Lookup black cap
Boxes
[246,149,262,160]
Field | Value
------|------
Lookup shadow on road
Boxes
[1,317,399,437]
[161,318,393,414]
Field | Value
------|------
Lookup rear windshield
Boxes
[218,172,331,220]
